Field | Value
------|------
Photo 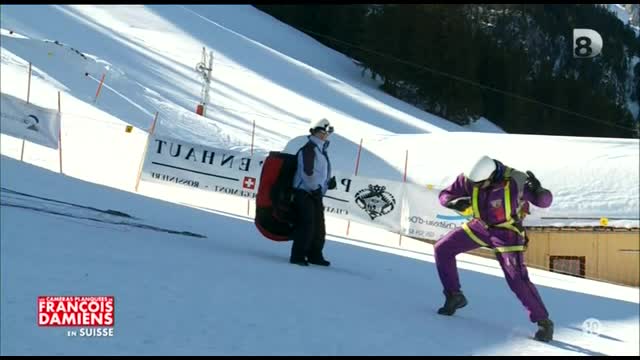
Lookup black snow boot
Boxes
[534,318,554,342]
[437,291,468,316]
[307,256,330,266]
[289,258,308,266]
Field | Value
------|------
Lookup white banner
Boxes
[141,137,465,238]
[0,93,60,149]
[401,183,468,241]
[141,134,264,199]
[324,171,404,233]
[140,133,640,236]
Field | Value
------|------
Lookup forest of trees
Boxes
[255,4,640,138]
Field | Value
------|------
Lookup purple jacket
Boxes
[439,171,552,227]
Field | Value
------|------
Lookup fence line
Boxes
[346,138,364,237]
[7,112,638,288]
[94,72,106,104]
[5,54,638,289]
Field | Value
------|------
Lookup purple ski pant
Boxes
[434,226,549,323]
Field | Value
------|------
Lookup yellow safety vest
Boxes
[461,168,527,253]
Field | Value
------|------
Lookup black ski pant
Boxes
[290,189,325,261]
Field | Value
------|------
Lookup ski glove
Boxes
[447,197,471,212]
[327,176,337,190]
[525,171,541,192]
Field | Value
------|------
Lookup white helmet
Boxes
[309,118,334,134]
[466,155,496,182]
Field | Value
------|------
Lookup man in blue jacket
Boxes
[289,118,337,266]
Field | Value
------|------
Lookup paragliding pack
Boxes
[254,150,301,241]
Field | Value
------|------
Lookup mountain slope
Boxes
[0,4,472,152]
[1,5,639,356]
[1,8,638,227]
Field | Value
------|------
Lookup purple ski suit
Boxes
[435,167,553,322]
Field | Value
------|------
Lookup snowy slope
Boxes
[0,5,467,152]
[1,5,638,227]
[607,4,631,25]
[1,4,639,356]
[462,117,506,133]
[2,156,639,356]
